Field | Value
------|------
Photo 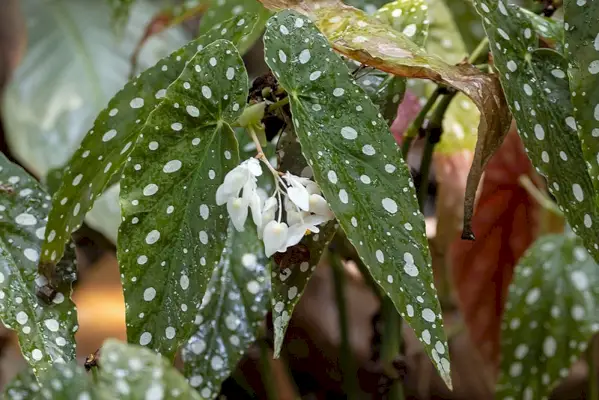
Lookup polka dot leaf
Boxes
[264,11,451,385]
[198,0,272,54]
[21,362,95,399]
[564,0,599,194]
[475,0,599,262]
[41,13,260,271]
[258,0,512,241]
[98,339,202,399]
[374,0,429,47]
[117,39,248,359]
[498,233,599,400]
[181,224,269,397]
[0,153,78,377]
[270,125,338,357]
[3,368,40,399]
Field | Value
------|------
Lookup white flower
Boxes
[216,158,263,232]
[283,172,311,212]
[258,197,278,239]
[308,194,334,219]
[263,220,289,257]
[285,214,330,249]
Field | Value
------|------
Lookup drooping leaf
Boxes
[269,126,338,357]
[256,0,511,240]
[40,13,260,269]
[117,40,248,359]
[181,224,269,398]
[264,11,451,385]
[98,339,202,399]
[199,0,272,54]
[564,0,599,193]
[3,368,40,399]
[450,128,543,364]
[0,153,78,376]
[374,0,429,47]
[475,0,599,262]
[497,233,599,399]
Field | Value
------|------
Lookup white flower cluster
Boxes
[216,158,334,257]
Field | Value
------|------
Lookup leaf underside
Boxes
[264,10,451,385]
[117,40,248,359]
[498,233,599,400]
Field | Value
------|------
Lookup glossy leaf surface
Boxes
[117,40,247,359]
[475,0,599,262]
[374,0,429,47]
[181,224,269,397]
[564,0,599,193]
[498,233,599,399]
[99,339,201,399]
[0,153,77,376]
[40,13,259,268]
[264,11,450,384]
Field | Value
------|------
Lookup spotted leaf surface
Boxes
[36,363,96,400]
[99,339,201,399]
[256,0,511,240]
[182,224,268,398]
[521,8,564,52]
[475,0,599,262]
[498,233,599,400]
[41,13,259,269]
[3,368,40,399]
[270,127,338,357]
[374,0,429,47]
[0,153,77,376]
[264,11,451,385]
[199,0,272,54]
[117,40,248,359]
[564,0,599,193]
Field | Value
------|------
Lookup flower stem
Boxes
[267,96,289,112]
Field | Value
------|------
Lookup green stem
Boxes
[331,254,359,399]
[380,299,405,399]
[267,96,289,112]
[259,339,278,400]
[401,90,441,158]
[590,337,598,400]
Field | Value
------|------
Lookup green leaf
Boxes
[107,0,136,26]
[40,13,260,270]
[257,0,511,240]
[36,363,96,400]
[263,11,451,385]
[4,369,41,399]
[117,39,248,359]
[199,0,272,54]
[498,233,599,400]
[425,0,468,63]
[443,0,485,52]
[374,0,429,47]
[268,127,338,357]
[346,0,390,13]
[521,7,564,53]
[0,153,78,376]
[351,64,406,124]
[181,224,269,397]
[564,0,599,193]
[98,339,202,399]
[475,0,599,262]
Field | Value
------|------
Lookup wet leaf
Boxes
[35,363,96,400]
[98,339,201,399]
[199,0,272,54]
[374,0,429,47]
[475,0,599,262]
[450,128,541,364]
[351,64,406,124]
[181,224,269,397]
[498,233,599,399]
[40,13,259,270]
[256,0,511,240]
[564,0,599,193]
[521,8,564,52]
[0,153,78,376]
[264,11,451,385]
[3,368,40,399]
[117,40,248,359]
[425,0,468,63]
[270,127,338,357]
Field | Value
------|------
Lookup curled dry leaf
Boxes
[255,0,511,241]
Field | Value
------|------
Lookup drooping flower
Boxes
[282,172,311,212]
[216,158,263,232]
[263,220,289,257]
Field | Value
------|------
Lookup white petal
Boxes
[223,166,249,192]
[249,192,262,228]
[284,171,310,186]
[245,158,263,176]
[215,184,230,205]
[285,224,307,248]
[305,181,321,195]
[303,214,330,229]
[263,221,289,257]
[256,188,269,205]
[287,186,310,211]
[309,194,334,219]
[287,208,304,226]
[227,197,249,232]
